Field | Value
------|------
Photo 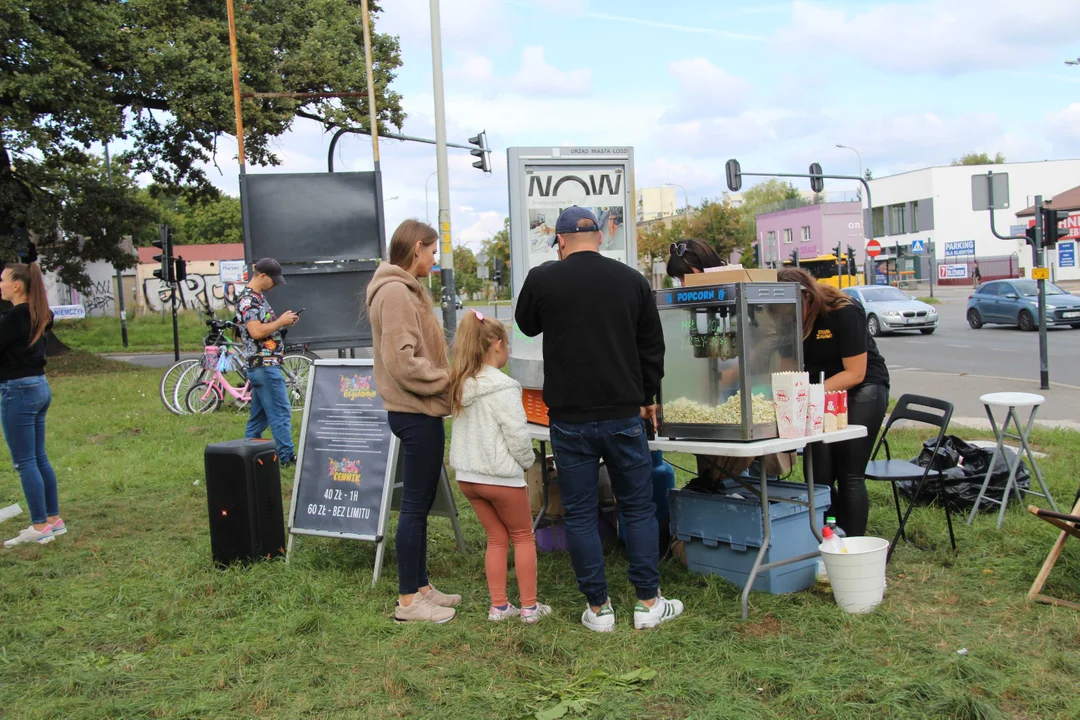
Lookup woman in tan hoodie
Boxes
[367,220,460,624]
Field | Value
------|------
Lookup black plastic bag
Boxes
[898,435,1030,511]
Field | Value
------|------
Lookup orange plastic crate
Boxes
[522,388,549,426]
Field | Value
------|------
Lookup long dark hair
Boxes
[667,238,726,280]
[5,263,50,346]
[777,267,850,340]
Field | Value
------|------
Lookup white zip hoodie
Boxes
[449,365,535,487]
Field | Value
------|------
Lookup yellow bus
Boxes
[782,254,864,288]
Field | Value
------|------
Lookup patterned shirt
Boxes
[235,286,283,368]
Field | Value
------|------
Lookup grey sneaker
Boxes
[521,603,552,625]
[424,585,462,608]
[488,603,520,622]
[581,602,616,632]
[394,593,456,624]
[4,525,54,548]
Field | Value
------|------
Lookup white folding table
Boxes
[526,424,867,620]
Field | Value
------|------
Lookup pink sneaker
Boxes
[48,519,66,537]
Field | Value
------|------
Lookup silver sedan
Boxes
[842,285,939,337]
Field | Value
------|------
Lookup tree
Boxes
[739,179,802,210]
[480,218,511,298]
[452,245,481,298]
[951,152,1006,166]
[1,1,404,288]
[637,218,689,266]
[134,187,242,247]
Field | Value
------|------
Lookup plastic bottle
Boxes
[820,525,849,554]
[826,516,847,540]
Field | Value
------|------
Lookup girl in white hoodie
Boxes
[449,310,551,623]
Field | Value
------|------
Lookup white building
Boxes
[865,159,1080,283]
[636,186,678,222]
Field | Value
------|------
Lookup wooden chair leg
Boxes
[1027,498,1080,605]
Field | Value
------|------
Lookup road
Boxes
[874,293,1080,388]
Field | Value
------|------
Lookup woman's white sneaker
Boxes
[4,525,54,548]
[633,596,684,629]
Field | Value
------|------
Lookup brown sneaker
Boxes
[394,593,456,624]
[424,585,462,608]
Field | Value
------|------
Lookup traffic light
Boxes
[809,163,824,194]
[493,257,503,285]
[174,256,188,283]
[468,131,491,173]
[1025,222,1038,248]
[153,224,174,284]
[753,243,761,268]
[846,246,856,275]
[725,159,742,192]
[1041,206,1070,248]
[789,249,800,267]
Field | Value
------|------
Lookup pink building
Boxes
[755,201,865,266]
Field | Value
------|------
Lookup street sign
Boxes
[971,172,1010,211]
[476,252,489,266]
[1032,267,1050,280]
[944,240,975,258]
[51,305,86,320]
[1059,241,1076,268]
[939,264,968,280]
[865,239,882,258]
[477,265,489,279]
[910,239,925,254]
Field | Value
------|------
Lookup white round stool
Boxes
[967,392,1058,528]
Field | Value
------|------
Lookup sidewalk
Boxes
[890,367,1080,431]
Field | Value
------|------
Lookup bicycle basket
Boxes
[201,346,221,370]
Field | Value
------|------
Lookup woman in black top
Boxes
[0,263,63,548]
[777,268,889,536]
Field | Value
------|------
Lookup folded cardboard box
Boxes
[683,267,777,287]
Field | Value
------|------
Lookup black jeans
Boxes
[805,383,888,536]
[387,412,445,595]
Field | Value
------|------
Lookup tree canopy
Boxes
[1,0,403,288]
[134,187,242,247]
[952,152,1006,166]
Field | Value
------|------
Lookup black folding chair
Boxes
[865,394,955,563]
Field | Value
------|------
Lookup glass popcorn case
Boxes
[656,282,803,441]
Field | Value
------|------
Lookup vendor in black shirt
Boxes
[777,268,889,536]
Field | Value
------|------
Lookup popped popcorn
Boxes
[663,392,776,426]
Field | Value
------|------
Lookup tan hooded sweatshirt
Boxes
[366,263,451,416]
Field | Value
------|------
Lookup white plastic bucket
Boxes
[819,536,889,614]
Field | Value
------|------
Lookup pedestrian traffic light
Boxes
[469,131,491,173]
[725,159,742,192]
[846,246,856,275]
[493,257,503,285]
[174,256,187,283]
[809,163,824,194]
[1041,206,1071,248]
[153,224,174,283]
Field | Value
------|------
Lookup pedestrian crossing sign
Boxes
[910,239,926,254]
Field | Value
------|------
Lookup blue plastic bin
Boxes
[670,479,830,594]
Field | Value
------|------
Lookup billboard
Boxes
[507,147,636,389]
[939,264,969,279]
[944,240,975,258]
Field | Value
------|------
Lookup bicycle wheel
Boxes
[173,363,211,415]
[185,381,222,414]
[160,359,200,414]
[281,353,315,412]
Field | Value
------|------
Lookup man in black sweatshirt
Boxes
[516,206,683,632]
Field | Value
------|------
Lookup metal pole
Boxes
[429,0,456,335]
[171,286,180,362]
[836,144,862,197]
[225,0,246,171]
[425,171,437,223]
[104,144,129,348]
[928,242,935,298]
[1035,195,1049,390]
[360,0,386,260]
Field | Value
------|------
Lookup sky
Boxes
[202,0,1080,251]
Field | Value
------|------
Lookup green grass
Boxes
[2,362,1080,718]
[917,297,942,305]
[52,311,221,354]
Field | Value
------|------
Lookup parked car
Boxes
[841,285,939,337]
[966,279,1080,331]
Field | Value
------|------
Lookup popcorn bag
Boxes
[838,389,849,429]
[824,391,842,433]
[806,384,825,436]
[772,372,810,439]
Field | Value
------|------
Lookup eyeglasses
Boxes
[670,242,688,257]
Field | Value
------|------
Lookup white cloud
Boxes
[778,0,1079,75]
[663,58,752,121]
[1045,102,1080,156]
[510,46,592,96]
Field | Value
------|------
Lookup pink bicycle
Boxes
[185,345,252,413]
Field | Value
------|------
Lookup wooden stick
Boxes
[1027,498,1080,602]
[1033,593,1080,611]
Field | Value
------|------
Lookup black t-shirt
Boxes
[803,301,889,389]
[0,304,53,382]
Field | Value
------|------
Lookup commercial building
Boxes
[864,159,1080,285]
[636,186,678,222]
[754,200,865,267]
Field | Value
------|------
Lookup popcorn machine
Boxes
[656,282,803,441]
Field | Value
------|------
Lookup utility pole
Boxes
[1034,195,1049,390]
[430,0,456,336]
[104,144,129,348]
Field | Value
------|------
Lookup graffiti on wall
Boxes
[143,274,240,313]
[83,280,115,314]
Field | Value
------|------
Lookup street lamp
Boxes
[835,144,863,197]
[424,171,438,223]
[664,182,689,213]
[1066,57,1080,66]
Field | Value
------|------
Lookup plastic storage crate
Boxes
[670,478,830,594]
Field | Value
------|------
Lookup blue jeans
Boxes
[387,412,444,595]
[550,416,660,606]
[245,365,295,462]
[0,376,59,525]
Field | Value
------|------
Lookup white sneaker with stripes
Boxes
[633,595,684,629]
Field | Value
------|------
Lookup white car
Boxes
[842,286,939,337]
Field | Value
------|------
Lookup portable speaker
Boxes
[204,439,286,566]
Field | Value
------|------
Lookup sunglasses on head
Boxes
[670,242,689,257]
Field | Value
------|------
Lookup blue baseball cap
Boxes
[550,206,600,247]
